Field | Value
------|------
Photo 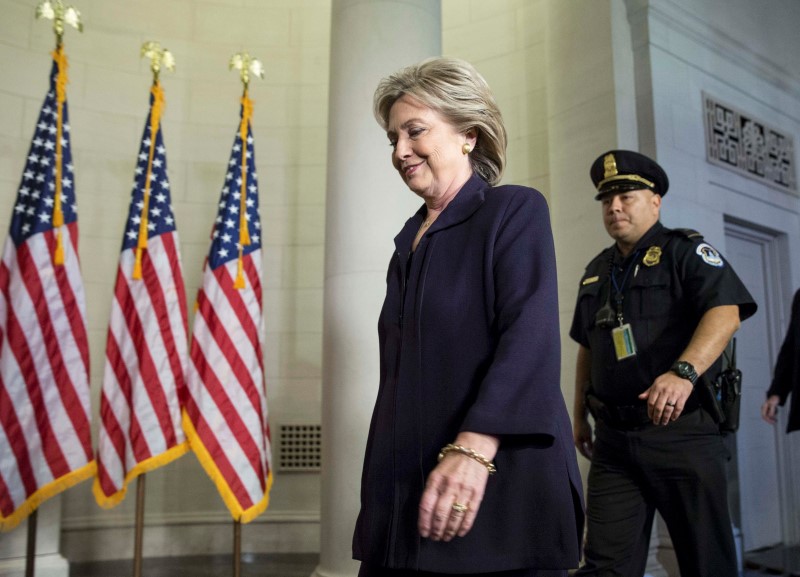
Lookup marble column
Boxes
[313,1,441,576]
[545,0,628,444]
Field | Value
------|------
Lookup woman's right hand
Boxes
[573,416,593,460]
[418,432,498,542]
[761,394,780,425]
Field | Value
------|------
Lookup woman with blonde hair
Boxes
[353,57,584,577]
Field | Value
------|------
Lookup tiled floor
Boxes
[68,553,319,577]
[744,544,800,576]
[66,548,800,577]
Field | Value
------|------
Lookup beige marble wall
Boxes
[443,0,550,194]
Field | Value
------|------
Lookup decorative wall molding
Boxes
[703,92,797,194]
[62,509,319,531]
[61,512,321,562]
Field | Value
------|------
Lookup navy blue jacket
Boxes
[353,174,584,573]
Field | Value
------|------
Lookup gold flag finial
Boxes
[141,41,175,83]
[229,51,264,89]
[36,0,83,46]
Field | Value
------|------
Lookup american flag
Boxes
[93,83,189,508]
[184,94,272,522]
[0,48,94,532]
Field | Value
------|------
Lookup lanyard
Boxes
[609,250,640,326]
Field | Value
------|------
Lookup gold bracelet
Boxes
[437,443,497,475]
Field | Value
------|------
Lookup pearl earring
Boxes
[462,143,472,155]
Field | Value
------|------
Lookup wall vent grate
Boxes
[277,424,322,472]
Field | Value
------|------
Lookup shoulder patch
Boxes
[696,243,724,267]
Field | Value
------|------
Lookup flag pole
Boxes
[227,51,266,577]
[25,510,38,577]
[127,43,176,577]
[22,3,83,571]
[133,475,146,577]
[233,520,242,577]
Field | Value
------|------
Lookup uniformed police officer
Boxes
[570,150,757,576]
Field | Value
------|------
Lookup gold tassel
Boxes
[238,92,252,247]
[232,92,253,290]
[233,246,246,290]
[133,82,166,279]
[132,248,143,280]
[52,46,68,266]
[54,229,65,265]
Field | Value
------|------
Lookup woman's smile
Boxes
[387,94,474,204]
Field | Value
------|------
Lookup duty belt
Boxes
[586,392,700,430]
[586,394,651,429]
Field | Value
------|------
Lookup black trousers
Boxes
[575,408,737,577]
[358,563,566,577]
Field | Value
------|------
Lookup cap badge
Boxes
[603,153,618,179]
[643,246,662,267]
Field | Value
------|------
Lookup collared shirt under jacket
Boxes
[353,174,584,573]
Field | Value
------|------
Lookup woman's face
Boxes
[386,94,475,203]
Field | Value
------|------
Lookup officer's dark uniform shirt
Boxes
[570,221,757,406]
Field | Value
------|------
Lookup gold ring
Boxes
[451,502,468,514]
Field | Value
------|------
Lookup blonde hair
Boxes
[373,57,507,186]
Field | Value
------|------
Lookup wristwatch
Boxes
[670,360,698,385]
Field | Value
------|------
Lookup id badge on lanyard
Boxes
[612,324,637,360]
[609,253,641,361]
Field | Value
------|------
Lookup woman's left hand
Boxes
[761,394,780,425]
[418,432,499,542]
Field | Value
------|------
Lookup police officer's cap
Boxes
[590,149,669,200]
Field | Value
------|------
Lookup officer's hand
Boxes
[761,395,780,425]
[573,416,593,459]
[638,372,694,425]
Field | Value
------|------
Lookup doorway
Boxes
[723,219,797,551]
